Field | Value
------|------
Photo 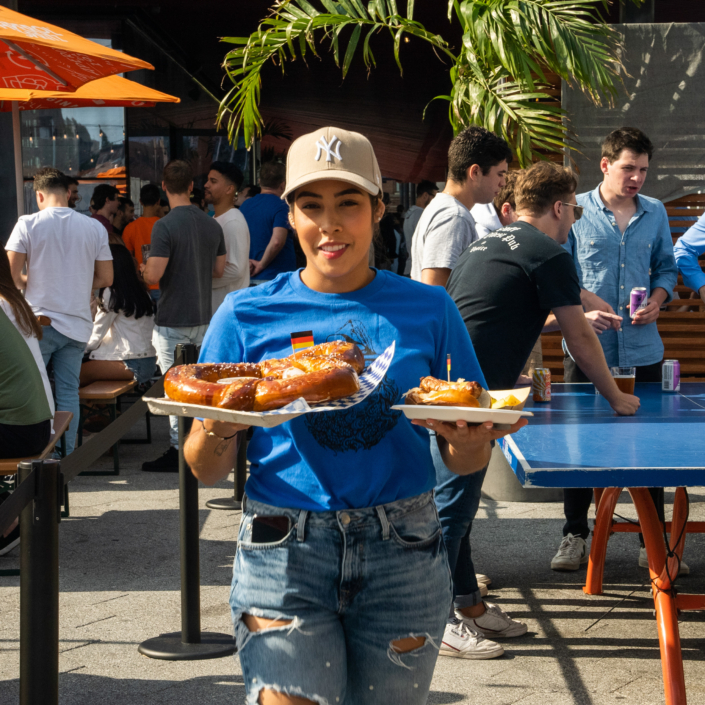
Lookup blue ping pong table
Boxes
[500,382,705,705]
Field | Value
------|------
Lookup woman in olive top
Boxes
[0,307,52,458]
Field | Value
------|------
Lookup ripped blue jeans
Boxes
[231,492,451,705]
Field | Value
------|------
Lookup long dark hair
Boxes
[0,249,42,339]
[100,244,154,319]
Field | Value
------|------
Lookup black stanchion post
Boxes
[205,431,247,511]
[138,344,235,660]
[20,459,60,705]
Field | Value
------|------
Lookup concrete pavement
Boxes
[1,415,704,704]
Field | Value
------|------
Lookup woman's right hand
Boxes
[202,419,250,437]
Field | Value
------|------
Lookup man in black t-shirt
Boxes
[448,162,641,406]
[438,164,640,625]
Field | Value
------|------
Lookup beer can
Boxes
[662,360,681,392]
[532,368,551,402]
[141,243,151,262]
[629,287,648,319]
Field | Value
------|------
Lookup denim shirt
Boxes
[564,186,677,367]
[673,212,705,294]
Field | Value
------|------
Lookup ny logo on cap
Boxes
[315,135,343,163]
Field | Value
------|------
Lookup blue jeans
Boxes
[153,324,208,448]
[123,356,158,385]
[232,492,451,705]
[38,326,86,455]
[431,432,487,611]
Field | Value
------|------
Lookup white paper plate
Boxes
[145,398,304,428]
[392,404,533,425]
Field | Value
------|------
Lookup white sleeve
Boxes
[85,290,118,352]
[5,219,28,253]
[214,215,250,289]
[95,223,112,261]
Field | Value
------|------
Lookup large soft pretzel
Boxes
[164,341,365,412]
[405,376,484,407]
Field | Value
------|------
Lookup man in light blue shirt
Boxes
[674,213,705,303]
[552,128,681,573]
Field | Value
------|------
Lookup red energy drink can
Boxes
[532,368,551,402]
[662,360,681,392]
[630,287,648,319]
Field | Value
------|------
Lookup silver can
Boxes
[662,360,681,392]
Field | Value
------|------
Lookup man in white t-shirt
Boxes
[204,161,251,311]
[410,128,523,661]
[410,126,512,287]
[6,167,113,454]
[402,180,438,275]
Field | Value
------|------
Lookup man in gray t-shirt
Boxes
[142,160,226,471]
[410,127,510,288]
[150,205,226,327]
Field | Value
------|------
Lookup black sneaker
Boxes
[141,447,179,473]
[0,525,20,556]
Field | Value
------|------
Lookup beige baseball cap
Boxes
[282,126,382,200]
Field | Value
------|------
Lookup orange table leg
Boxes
[594,487,604,514]
[584,487,621,595]
[629,487,686,705]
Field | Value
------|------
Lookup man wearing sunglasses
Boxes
[555,127,679,572]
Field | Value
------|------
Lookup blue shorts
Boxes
[232,491,451,704]
[123,356,158,385]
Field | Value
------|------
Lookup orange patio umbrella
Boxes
[0,7,152,91]
[0,6,157,216]
[0,73,179,110]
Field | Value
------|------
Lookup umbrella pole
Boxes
[12,101,23,217]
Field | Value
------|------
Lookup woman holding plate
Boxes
[184,126,526,705]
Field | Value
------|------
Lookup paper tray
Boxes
[391,404,533,425]
[144,341,396,429]
[145,397,306,428]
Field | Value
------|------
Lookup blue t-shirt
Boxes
[239,193,296,280]
[199,269,487,511]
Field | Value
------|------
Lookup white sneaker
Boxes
[551,534,589,571]
[476,573,491,587]
[638,546,690,575]
[439,619,504,660]
[479,583,488,598]
[457,602,528,638]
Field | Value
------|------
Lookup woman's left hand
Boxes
[411,417,528,454]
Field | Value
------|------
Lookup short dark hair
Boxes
[92,184,119,210]
[163,159,193,195]
[140,184,161,207]
[190,187,205,205]
[118,196,134,211]
[160,198,169,208]
[493,170,519,212]
[515,162,578,216]
[416,180,438,197]
[246,185,261,198]
[66,176,79,187]
[602,127,654,163]
[448,127,513,183]
[259,161,286,189]
[33,167,69,194]
[209,161,244,191]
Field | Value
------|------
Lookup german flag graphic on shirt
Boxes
[291,330,314,353]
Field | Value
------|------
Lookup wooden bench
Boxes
[0,410,73,520]
[542,192,705,382]
[77,379,152,476]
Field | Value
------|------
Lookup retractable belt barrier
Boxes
[2,347,244,704]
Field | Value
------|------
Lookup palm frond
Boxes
[219,0,627,166]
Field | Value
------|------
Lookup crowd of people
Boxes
[0,119,696,703]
